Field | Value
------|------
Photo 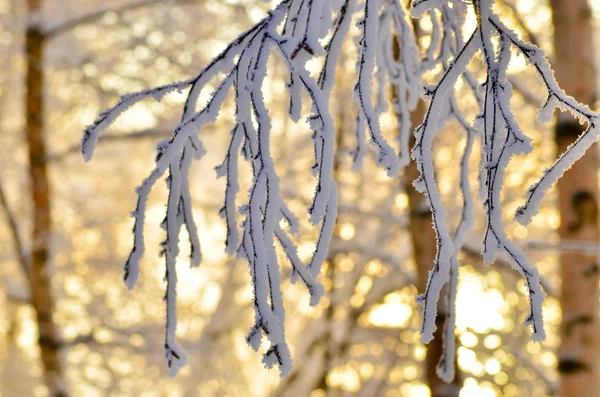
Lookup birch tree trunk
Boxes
[550,0,599,396]
[25,0,67,395]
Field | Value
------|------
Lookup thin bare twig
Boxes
[44,0,195,38]
[48,128,172,162]
[0,180,30,283]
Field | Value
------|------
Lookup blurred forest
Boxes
[1,0,600,396]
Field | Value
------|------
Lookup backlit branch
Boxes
[83,0,419,376]
[82,0,600,381]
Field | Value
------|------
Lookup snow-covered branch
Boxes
[82,0,600,381]
[352,0,420,171]
[82,0,419,376]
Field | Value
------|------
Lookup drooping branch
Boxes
[411,26,480,343]
[428,1,480,382]
[374,0,420,168]
[354,0,404,175]
[82,0,361,376]
[494,13,600,224]
[477,3,546,343]
[81,0,600,382]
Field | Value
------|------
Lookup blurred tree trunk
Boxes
[25,0,67,396]
[550,0,599,396]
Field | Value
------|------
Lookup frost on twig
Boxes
[411,0,599,382]
[82,0,419,377]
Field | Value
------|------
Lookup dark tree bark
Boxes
[25,0,67,395]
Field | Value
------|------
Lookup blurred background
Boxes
[1,0,600,396]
